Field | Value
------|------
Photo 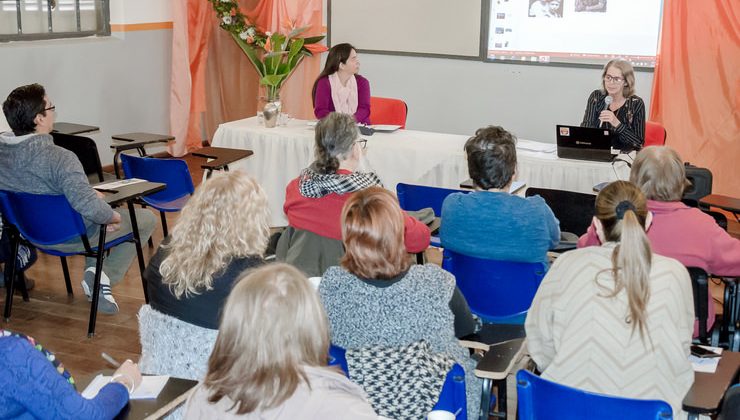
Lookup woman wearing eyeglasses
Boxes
[281,113,430,275]
[581,59,646,151]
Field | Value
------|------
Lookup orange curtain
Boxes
[170,0,324,151]
[169,0,214,157]
[650,0,740,196]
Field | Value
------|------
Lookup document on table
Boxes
[82,374,170,400]
[516,139,557,153]
[93,178,148,191]
[689,346,722,373]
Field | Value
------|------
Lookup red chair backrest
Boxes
[644,121,667,147]
[369,97,408,128]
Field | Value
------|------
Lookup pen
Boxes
[101,352,121,368]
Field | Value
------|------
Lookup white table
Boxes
[211,117,630,226]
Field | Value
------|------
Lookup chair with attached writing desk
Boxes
[0,190,145,337]
[120,154,194,239]
[396,183,471,262]
[52,132,113,183]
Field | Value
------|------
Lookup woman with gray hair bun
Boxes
[283,112,430,253]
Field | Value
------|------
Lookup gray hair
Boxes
[312,112,359,174]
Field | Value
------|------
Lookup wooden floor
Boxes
[0,154,207,378]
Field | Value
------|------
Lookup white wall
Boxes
[0,0,172,164]
[359,53,654,143]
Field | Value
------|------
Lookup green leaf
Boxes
[231,33,265,76]
[302,35,325,45]
[287,26,309,39]
[271,33,286,52]
[288,38,304,61]
[261,74,286,87]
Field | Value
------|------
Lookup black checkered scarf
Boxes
[298,166,383,198]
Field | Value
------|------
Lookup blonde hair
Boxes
[595,180,652,339]
[203,263,330,414]
[630,146,688,202]
[159,171,270,298]
[601,58,636,98]
[340,187,412,279]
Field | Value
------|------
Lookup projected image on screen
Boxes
[488,0,662,68]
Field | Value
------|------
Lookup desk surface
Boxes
[97,181,166,206]
[191,146,254,170]
[700,194,740,213]
[474,338,527,381]
[112,132,175,144]
[683,351,740,415]
[53,122,100,135]
[79,373,197,420]
[212,117,629,226]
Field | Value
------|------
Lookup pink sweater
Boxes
[577,200,740,336]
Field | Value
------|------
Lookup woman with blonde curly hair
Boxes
[144,170,270,329]
[184,263,376,419]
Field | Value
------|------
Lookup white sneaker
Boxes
[81,267,119,314]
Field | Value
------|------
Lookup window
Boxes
[0,0,110,42]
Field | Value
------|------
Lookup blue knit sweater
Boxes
[0,336,129,419]
[440,191,560,264]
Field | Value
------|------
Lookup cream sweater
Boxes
[526,244,694,418]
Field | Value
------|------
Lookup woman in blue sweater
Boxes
[0,329,140,419]
[440,126,560,265]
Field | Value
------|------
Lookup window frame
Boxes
[0,0,110,43]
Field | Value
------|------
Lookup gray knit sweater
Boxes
[319,264,481,417]
[0,132,113,225]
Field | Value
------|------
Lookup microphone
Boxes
[601,96,613,128]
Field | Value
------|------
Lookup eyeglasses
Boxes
[355,139,367,149]
[604,75,625,84]
[44,105,56,112]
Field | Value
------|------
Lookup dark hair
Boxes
[311,43,356,105]
[3,83,47,136]
[311,113,359,174]
[464,126,517,190]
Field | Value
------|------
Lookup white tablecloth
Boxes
[211,117,630,226]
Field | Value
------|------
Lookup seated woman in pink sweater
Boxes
[312,43,371,124]
[578,146,740,335]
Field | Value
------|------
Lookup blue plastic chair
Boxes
[120,154,194,238]
[396,183,471,252]
[328,344,468,419]
[442,250,546,324]
[516,370,673,419]
[0,190,141,337]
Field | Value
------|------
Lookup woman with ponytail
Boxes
[526,181,694,417]
[283,113,430,255]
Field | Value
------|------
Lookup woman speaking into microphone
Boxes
[581,59,646,151]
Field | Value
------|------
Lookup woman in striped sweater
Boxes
[581,59,646,151]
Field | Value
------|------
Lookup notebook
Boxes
[556,125,617,162]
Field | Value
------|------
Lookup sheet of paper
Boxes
[82,374,170,400]
[93,178,148,191]
[516,139,557,153]
[371,124,402,132]
[689,345,722,373]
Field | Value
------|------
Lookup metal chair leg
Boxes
[17,272,29,302]
[129,201,150,303]
[479,378,492,420]
[160,211,168,238]
[87,226,107,338]
[3,234,21,321]
[60,256,73,295]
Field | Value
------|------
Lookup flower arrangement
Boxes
[207,0,327,102]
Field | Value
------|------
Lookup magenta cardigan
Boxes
[313,74,371,124]
[577,200,740,337]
